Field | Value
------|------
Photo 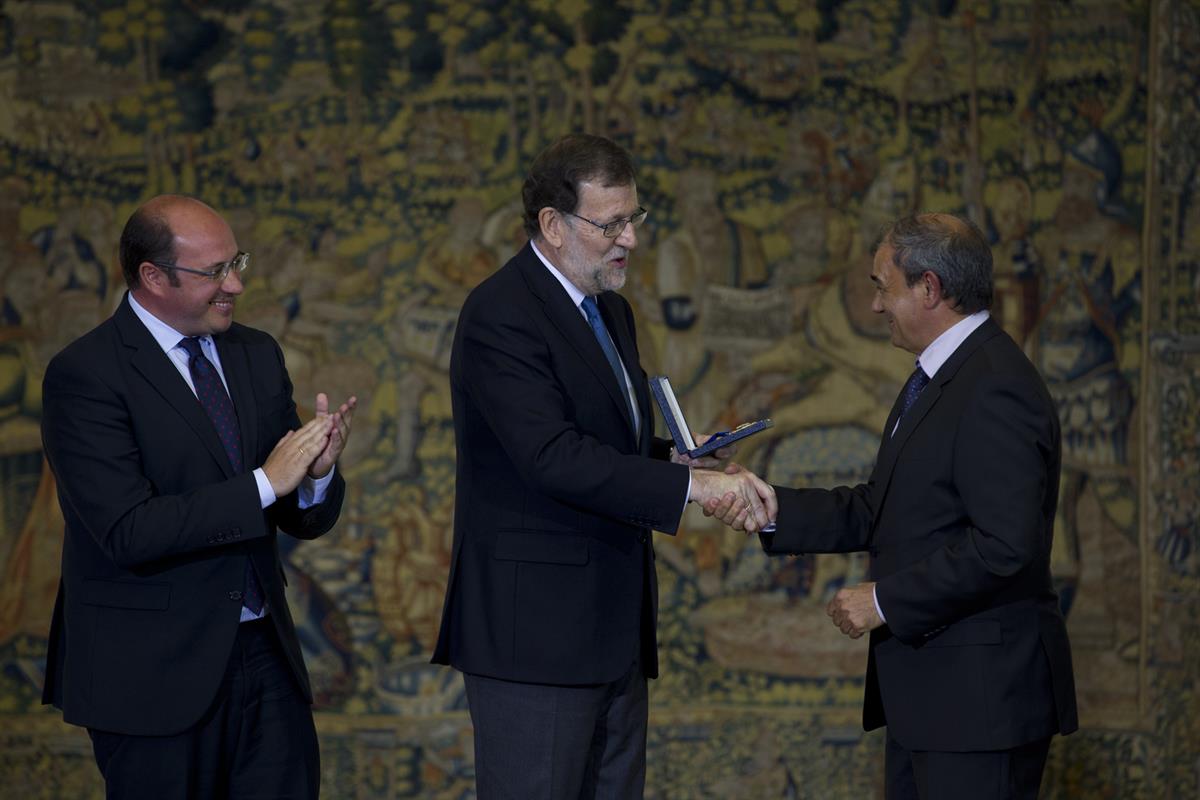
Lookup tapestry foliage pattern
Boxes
[0,0,1196,796]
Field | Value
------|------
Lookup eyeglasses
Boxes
[562,207,648,238]
[151,251,250,282]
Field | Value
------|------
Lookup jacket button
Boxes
[228,591,243,601]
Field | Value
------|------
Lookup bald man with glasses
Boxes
[41,194,356,799]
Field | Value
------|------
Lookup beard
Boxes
[590,260,627,293]
[560,237,629,295]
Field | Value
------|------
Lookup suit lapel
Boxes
[115,297,237,477]
[871,380,944,496]
[869,318,1004,514]
[214,332,260,463]
[517,247,638,447]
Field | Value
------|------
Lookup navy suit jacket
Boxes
[763,317,1078,751]
[432,242,690,685]
[41,294,345,736]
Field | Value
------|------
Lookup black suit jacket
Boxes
[432,243,690,685]
[763,317,1077,751]
[41,294,345,736]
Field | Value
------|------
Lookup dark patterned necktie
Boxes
[179,337,264,614]
[581,296,636,430]
[893,363,930,436]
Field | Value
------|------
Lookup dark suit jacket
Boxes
[763,317,1077,752]
[41,294,345,736]
[432,243,690,685]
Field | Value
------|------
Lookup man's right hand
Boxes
[262,416,334,497]
[689,463,777,533]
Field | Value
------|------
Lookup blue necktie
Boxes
[179,337,264,614]
[580,296,636,430]
[893,362,930,436]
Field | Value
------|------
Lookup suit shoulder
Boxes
[459,255,536,323]
[973,328,1041,379]
[44,315,121,377]
[958,331,1055,414]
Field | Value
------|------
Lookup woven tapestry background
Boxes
[1,1,1196,797]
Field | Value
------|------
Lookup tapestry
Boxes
[1,1,1195,797]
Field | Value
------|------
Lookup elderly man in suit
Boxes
[710,213,1077,799]
[41,195,356,799]
[432,133,776,799]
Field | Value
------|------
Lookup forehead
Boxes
[871,243,896,281]
[576,180,638,217]
[170,205,237,257]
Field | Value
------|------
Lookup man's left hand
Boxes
[669,431,736,469]
[826,582,883,639]
[307,393,357,479]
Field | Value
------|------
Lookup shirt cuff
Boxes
[299,465,335,509]
[253,468,276,509]
[679,467,693,525]
[872,584,887,624]
[254,465,336,509]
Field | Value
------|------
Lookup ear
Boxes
[139,261,166,294]
[538,207,564,249]
[921,270,943,309]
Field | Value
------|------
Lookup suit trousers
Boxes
[885,731,1052,800]
[87,617,319,800]
[463,657,648,800]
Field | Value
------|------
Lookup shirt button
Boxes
[228,591,243,601]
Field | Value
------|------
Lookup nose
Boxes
[616,220,637,250]
[221,266,245,295]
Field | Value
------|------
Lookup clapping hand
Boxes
[306,392,357,479]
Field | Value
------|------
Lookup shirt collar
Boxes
[917,310,990,379]
[531,239,588,310]
[127,291,209,354]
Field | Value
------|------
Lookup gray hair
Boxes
[879,213,993,314]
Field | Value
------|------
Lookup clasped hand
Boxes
[825,582,882,639]
[689,463,777,533]
[263,393,357,496]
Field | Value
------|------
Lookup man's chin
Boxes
[604,271,628,293]
[207,314,235,333]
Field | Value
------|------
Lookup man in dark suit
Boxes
[709,213,1077,799]
[432,134,775,799]
[41,195,356,799]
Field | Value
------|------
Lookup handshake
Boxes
[674,435,776,533]
[675,435,880,640]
